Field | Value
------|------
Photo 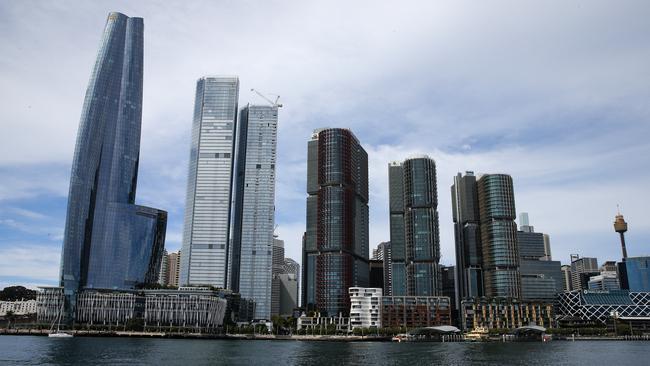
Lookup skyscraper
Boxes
[389,156,441,296]
[570,255,599,291]
[451,172,483,303]
[271,238,285,317]
[229,104,278,319]
[303,128,369,316]
[282,258,300,309]
[373,241,393,296]
[516,216,562,301]
[179,76,239,288]
[60,12,167,321]
[477,174,521,298]
[388,162,407,296]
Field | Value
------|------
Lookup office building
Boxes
[601,261,618,273]
[389,156,441,297]
[349,287,382,329]
[167,251,181,287]
[373,242,392,296]
[477,174,521,298]
[561,265,572,291]
[271,238,284,317]
[460,298,554,330]
[271,238,287,317]
[303,128,369,316]
[278,273,299,316]
[158,251,181,287]
[369,260,384,289]
[570,256,599,291]
[451,172,483,305]
[281,258,300,309]
[625,256,650,292]
[60,12,167,322]
[516,214,562,301]
[180,76,239,288]
[381,296,452,328]
[389,162,407,296]
[230,104,279,319]
[588,273,620,291]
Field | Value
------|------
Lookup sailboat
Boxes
[48,298,73,338]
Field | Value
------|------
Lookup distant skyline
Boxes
[1,0,649,289]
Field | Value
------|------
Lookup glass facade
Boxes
[477,174,521,298]
[179,76,239,288]
[451,172,484,305]
[390,156,441,297]
[230,105,278,319]
[388,162,406,294]
[60,12,166,322]
[303,128,369,316]
[625,256,650,291]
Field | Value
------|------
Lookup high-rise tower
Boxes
[477,174,521,298]
[60,12,167,322]
[614,210,629,260]
[179,76,239,288]
[451,171,483,304]
[389,156,441,296]
[303,128,369,316]
[229,104,278,319]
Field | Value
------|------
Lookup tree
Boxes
[5,310,16,329]
[0,286,37,301]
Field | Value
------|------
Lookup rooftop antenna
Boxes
[250,88,283,108]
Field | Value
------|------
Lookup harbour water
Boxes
[1,336,649,365]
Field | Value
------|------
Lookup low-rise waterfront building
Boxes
[0,299,37,316]
[349,287,382,329]
[460,298,554,330]
[381,296,452,328]
[296,312,350,333]
[37,286,228,332]
[557,289,650,328]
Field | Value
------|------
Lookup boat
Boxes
[391,333,410,342]
[48,298,73,338]
[464,327,489,341]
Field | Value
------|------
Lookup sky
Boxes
[0,0,649,290]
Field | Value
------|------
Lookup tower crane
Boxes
[250,88,283,108]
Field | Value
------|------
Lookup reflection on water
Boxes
[0,336,649,365]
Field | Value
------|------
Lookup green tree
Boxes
[5,310,16,328]
[0,286,37,301]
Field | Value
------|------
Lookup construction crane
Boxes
[250,88,283,108]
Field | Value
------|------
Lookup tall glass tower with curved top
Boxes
[61,12,166,322]
[477,174,521,298]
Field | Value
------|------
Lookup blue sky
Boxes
[1,0,649,289]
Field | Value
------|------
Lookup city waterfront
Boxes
[1,336,650,365]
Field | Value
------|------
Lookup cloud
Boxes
[0,244,61,282]
[0,0,649,288]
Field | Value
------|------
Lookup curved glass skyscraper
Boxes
[389,155,441,297]
[477,174,520,298]
[61,12,166,320]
